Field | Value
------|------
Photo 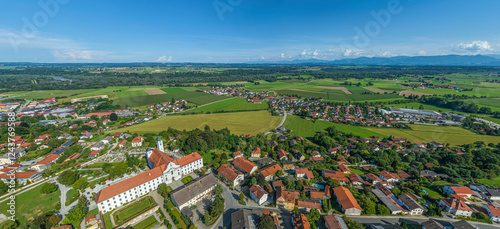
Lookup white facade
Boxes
[250,191,268,206]
[180,159,203,175]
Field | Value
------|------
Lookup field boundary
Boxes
[315,86,352,94]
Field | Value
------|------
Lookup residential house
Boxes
[438,198,473,217]
[379,171,401,183]
[259,164,282,181]
[322,169,349,184]
[295,168,314,179]
[277,149,288,161]
[276,186,299,210]
[338,164,351,174]
[484,204,500,223]
[233,151,243,159]
[297,199,321,212]
[398,194,424,215]
[366,173,383,184]
[217,164,244,187]
[323,215,348,229]
[251,147,262,158]
[232,157,258,175]
[332,186,362,215]
[88,150,99,159]
[32,154,59,171]
[282,161,294,170]
[293,213,310,229]
[249,184,268,205]
[443,185,474,198]
[131,136,144,147]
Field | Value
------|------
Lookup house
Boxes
[233,151,243,159]
[259,164,282,181]
[170,174,217,210]
[257,158,274,166]
[118,140,127,148]
[414,141,426,148]
[217,164,244,187]
[438,198,473,217]
[282,161,294,170]
[131,136,144,147]
[332,186,362,215]
[251,147,262,158]
[293,213,310,229]
[398,194,424,215]
[294,152,305,161]
[249,184,268,205]
[451,220,476,229]
[101,136,113,144]
[0,172,42,183]
[90,141,104,151]
[64,153,81,162]
[485,188,500,200]
[484,204,500,223]
[310,151,321,158]
[295,168,314,179]
[88,150,99,159]
[231,209,261,229]
[309,191,326,200]
[328,148,338,154]
[397,170,411,180]
[443,185,474,198]
[338,164,351,174]
[232,157,258,175]
[430,141,443,148]
[349,174,364,186]
[322,169,349,184]
[366,173,383,184]
[379,170,401,183]
[31,154,60,171]
[421,220,445,229]
[276,186,299,210]
[297,199,321,212]
[372,189,403,215]
[277,149,288,160]
[323,215,348,229]
[34,134,50,144]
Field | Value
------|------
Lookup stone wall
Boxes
[116,205,159,229]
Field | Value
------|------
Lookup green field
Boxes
[187,98,268,113]
[132,215,158,229]
[0,182,61,223]
[477,177,500,188]
[114,196,157,225]
[277,85,402,102]
[283,115,384,139]
[65,189,80,206]
[364,124,500,146]
[112,91,226,108]
[108,111,282,135]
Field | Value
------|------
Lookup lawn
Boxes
[187,98,268,113]
[107,111,282,135]
[181,176,194,184]
[132,215,158,229]
[65,189,80,206]
[113,196,157,225]
[477,177,500,188]
[168,208,187,229]
[422,187,444,200]
[283,115,384,139]
[363,124,500,146]
[0,182,61,223]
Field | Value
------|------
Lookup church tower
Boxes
[156,136,164,152]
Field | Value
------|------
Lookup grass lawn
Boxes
[168,208,187,229]
[187,98,268,113]
[349,168,366,176]
[86,208,99,218]
[132,215,158,229]
[283,115,384,139]
[422,187,444,200]
[113,196,157,225]
[0,182,61,223]
[181,176,194,184]
[65,189,80,206]
[363,124,500,146]
[107,111,282,135]
[477,177,500,188]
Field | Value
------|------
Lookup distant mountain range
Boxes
[250,55,500,66]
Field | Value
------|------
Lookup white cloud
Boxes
[454,40,492,52]
[280,53,285,58]
[156,55,172,62]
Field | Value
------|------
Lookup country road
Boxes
[265,110,287,135]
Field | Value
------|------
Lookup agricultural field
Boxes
[112,91,226,108]
[187,98,268,113]
[0,183,61,223]
[108,111,282,135]
[277,85,402,102]
[283,115,384,139]
[363,124,500,146]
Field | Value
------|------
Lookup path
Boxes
[150,191,176,228]
[265,110,287,135]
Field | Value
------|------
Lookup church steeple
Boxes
[156,136,164,152]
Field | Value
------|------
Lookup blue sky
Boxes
[0,0,499,62]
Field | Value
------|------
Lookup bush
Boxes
[40,183,58,194]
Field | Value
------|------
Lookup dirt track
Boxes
[315,86,352,94]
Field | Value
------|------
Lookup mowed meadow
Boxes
[108,111,282,135]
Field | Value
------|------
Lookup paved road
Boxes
[265,110,287,135]
[350,215,500,229]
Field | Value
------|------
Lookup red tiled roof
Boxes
[379,170,401,180]
[232,157,257,174]
[96,165,165,203]
[293,213,310,229]
[309,191,325,199]
[339,164,351,173]
[295,168,314,179]
[397,170,410,179]
[450,186,474,195]
[440,198,473,212]
[333,186,363,211]
[259,164,282,178]
[176,152,202,167]
[322,169,348,182]
[0,171,39,179]
[297,199,321,210]
[217,164,240,182]
[89,150,99,156]
[487,205,500,217]
[131,136,143,143]
[249,184,268,199]
[35,154,59,165]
